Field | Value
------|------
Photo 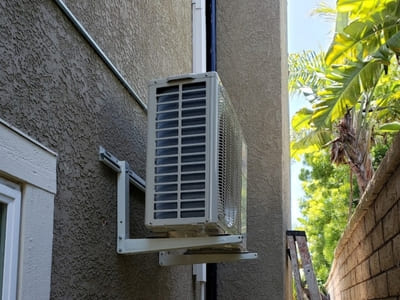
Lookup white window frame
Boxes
[0,118,57,299]
[0,179,21,300]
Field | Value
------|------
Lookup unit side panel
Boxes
[145,83,158,226]
[207,75,220,224]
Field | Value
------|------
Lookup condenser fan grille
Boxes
[147,72,247,235]
[153,81,207,220]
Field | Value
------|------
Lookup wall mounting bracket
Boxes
[99,146,257,264]
[159,251,258,266]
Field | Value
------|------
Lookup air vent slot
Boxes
[153,80,207,220]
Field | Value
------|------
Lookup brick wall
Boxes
[326,133,400,300]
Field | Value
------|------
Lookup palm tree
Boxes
[289,0,400,194]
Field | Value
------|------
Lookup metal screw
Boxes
[118,249,122,253]
[118,236,122,240]
[120,220,123,223]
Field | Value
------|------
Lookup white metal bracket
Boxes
[99,146,257,264]
[160,251,258,266]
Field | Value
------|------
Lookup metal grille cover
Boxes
[145,72,247,235]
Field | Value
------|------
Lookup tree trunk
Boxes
[330,111,374,194]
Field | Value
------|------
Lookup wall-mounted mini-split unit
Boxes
[100,72,257,262]
[146,72,247,237]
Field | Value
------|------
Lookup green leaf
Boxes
[292,108,314,132]
[311,1,337,23]
[312,60,383,127]
[290,129,332,160]
[289,51,327,95]
[337,0,371,12]
[386,31,400,54]
[336,0,398,20]
[369,44,393,65]
[378,121,400,132]
[326,11,400,65]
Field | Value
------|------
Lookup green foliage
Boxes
[371,143,390,170]
[326,0,400,65]
[378,121,400,132]
[297,150,357,283]
[289,0,400,159]
[288,51,327,96]
[290,0,400,288]
[313,59,383,127]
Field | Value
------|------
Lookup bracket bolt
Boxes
[118,236,122,240]
[118,249,122,253]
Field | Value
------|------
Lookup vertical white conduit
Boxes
[192,0,207,73]
[192,0,207,299]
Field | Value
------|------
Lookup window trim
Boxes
[0,179,21,300]
[0,118,57,299]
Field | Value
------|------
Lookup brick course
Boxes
[383,204,399,242]
[371,222,384,251]
[364,208,376,234]
[379,242,394,272]
[393,234,400,266]
[374,273,389,298]
[387,267,400,296]
[370,251,381,276]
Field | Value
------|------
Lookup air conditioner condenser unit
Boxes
[145,72,247,236]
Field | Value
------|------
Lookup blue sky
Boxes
[288,0,336,227]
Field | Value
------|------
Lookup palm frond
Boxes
[291,129,332,160]
[312,59,384,127]
[311,1,337,23]
[326,3,400,65]
[289,51,327,96]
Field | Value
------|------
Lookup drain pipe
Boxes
[193,263,207,300]
[192,0,207,299]
[53,0,147,112]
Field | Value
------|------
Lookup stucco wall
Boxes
[326,133,400,300]
[62,0,192,103]
[0,120,57,300]
[0,1,194,299]
[216,1,291,299]
[1,0,290,299]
